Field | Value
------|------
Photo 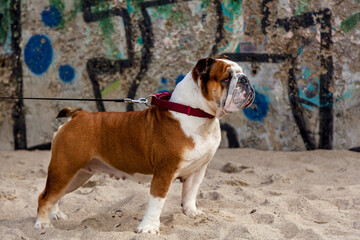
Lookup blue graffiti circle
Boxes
[59,65,75,82]
[161,77,168,84]
[41,5,61,28]
[243,91,269,122]
[24,35,53,75]
[175,74,185,85]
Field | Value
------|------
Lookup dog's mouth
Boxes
[222,82,254,113]
[243,92,255,109]
[215,74,254,119]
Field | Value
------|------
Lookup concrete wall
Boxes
[0,0,359,151]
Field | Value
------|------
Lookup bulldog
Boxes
[34,57,254,234]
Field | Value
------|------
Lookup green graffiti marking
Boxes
[222,0,242,32]
[126,0,135,14]
[98,17,120,59]
[149,4,188,28]
[201,0,211,9]
[0,0,10,46]
[47,0,82,29]
[297,46,304,56]
[49,0,65,28]
[126,0,145,17]
[340,12,360,33]
[91,1,120,59]
[295,0,310,15]
[137,36,143,45]
[66,0,82,22]
[101,80,120,97]
[153,4,173,18]
[128,0,187,27]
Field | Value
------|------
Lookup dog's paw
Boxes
[136,220,160,234]
[50,210,68,220]
[182,206,203,217]
[34,219,53,230]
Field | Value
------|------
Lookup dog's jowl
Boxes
[34,57,254,234]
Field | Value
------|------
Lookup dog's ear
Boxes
[192,57,216,83]
[216,55,231,60]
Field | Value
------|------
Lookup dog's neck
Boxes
[170,72,217,117]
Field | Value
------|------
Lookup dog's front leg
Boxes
[136,194,165,234]
[181,163,208,217]
[136,170,174,234]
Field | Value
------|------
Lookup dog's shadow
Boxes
[51,194,142,232]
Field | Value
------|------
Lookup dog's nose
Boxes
[238,75,248,84]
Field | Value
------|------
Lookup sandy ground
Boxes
[0,149,359,240]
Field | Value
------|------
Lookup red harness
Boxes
[151,92,215,119]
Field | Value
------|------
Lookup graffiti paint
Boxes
[66,0,82,22]
[126,0,145,16]
[98,16,121,59]
[295,0,310,15]
[92,1,120,60]
[296,67,319,109]
[340,12,360,33]
[8,0,26,149]
[0,0,10,46]
[243,91,269,122]
[24,35,53,75]
[221,0,242,32]
[201,0,211,9]
[101,81,120,97]
[175,74,185,85]
[157,77,170,93]
[59,64,75,82]
[150,3,188,28]
[276,9,333,149]
[48,0,65,29]
[41,5,61,28]
[83,0,134,112]
[4,0,357,151]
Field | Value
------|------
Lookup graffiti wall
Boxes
[0,0,359,151]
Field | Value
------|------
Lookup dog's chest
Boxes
[176,117,221,177]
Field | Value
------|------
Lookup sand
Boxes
[0,149,359,240]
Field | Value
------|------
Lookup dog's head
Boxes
[192,57,255,119]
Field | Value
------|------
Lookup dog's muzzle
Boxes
[223,73,255,113]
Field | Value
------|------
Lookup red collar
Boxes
[151,92,215,119]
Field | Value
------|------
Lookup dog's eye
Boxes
[222,75,231,84]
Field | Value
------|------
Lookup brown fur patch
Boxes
[192,57,215,84]
[191,58,231,102]
[48,107,194,198]
[200,60,231,101]
[56,107,83,119]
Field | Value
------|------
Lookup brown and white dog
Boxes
[34,57,254,234]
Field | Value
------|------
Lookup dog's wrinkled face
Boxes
[192,57,255,118]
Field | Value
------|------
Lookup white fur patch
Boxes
[170,72,221,178]
[136,195,165,234]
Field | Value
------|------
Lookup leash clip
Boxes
[123,98,148,104]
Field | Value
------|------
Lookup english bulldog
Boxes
[34,57,254,234]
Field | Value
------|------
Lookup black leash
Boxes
[0,96,150,104]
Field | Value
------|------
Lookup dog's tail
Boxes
[56,107,83,119]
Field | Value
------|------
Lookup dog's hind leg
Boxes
[65,169,94,194]
[34,156,88,230]
[49,170,94,221]
[50,200,68,221]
